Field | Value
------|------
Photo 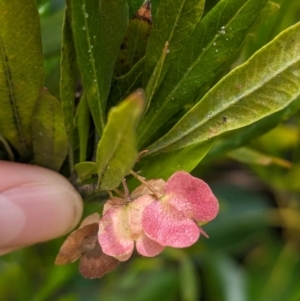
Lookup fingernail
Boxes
[0,182,83,250]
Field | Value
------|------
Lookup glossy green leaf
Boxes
[138,140,214,180]
[114,2,151,77]
[144,42,169,112]
[143,0,205,87]
[32,89,68,171]
[137,0,268,147]
[74,161,97,181]
[108,57,145,107]
[148,22,300,154]
[68,0,128,135]
[60,9,77,174]
[96,90,144,190]
[0,0,44,159]
[76,93,91,162]
[150,0,162,19]
[206,95,300,161]
[227,147,291,168]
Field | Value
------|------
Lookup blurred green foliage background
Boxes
[1,0,300,300]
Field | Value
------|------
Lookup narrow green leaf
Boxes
[138,0,268,147]
[114,2,151,77]
[108,57,145,107]
[75,161,97,181]
[138,140,214,180]
[41,9,64,57]
[68,0,128,135]
[256,244,300,301]
[60,9,77,174]
[96,90,144,190]
[32,89,68,171]
[206,95,300,161]
[228,147,291,168]
[0,0,44,159]
[144,42,169,112]
[76,93,91,162]
[143,0,205,87]
[179,255,200,301]
[148,22,300,154]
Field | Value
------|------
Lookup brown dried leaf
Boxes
[79,242,119,278]
[55,223,99,265]
[55,213,119,278]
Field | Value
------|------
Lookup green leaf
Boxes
[60,9,77,174]
[138,140,214,180]
[32,89,68,171]
[143,0,205,87]
[76,93,91,162]
[148,22,300,154]
[137,0,268,147]
[41,9,64,57]
[205,95,300,161]
[114,2,151,77]
[227,147,291,168]
[144,42,169,112]
[108,57,145,107]
[74,161,97,181]
[248,244,300,301]
[0,0,44,159]
[68,0,128,135]
[150,0,162,19]
[179,255,200,301]
[96,90,144,190]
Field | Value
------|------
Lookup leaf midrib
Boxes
[0,36,26,149]
[98,112,134,183]
[138,0,253,143]
[82,0,105,131]
[156,47,300,151]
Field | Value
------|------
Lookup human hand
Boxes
[0,161,83,255]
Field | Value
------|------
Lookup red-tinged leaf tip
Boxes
[165,171,219,222]
[142,200,200,248]
[98,206,134,261]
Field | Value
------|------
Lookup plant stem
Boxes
[129,170,162,199]
[122,179,130,201]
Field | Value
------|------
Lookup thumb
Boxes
[0,161,83,255]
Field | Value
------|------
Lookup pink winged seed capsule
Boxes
[98,171,219,260]
[142,171,219,248]
[98,195,164,261]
